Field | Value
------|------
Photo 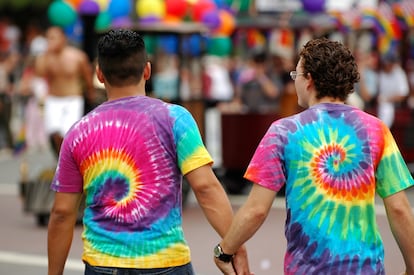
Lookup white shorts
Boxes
[44,95,84,136]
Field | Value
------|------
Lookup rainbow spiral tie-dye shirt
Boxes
[245,103,414,275]
[51,96,212,268]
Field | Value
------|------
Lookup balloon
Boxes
[207,36,232,56]
[165,0,187,19]
[157,35,178,54]
[192,0,217,22]
[79,0,100,15]
[139,16,162,24]
[225,0,250,13]
[95,11,112,31]
[64,18,83,45]
[182,34,204,56]
[201,10,221,31]
[95,0,109,11]
[302,0,325,13]
[143,35,156,55]
[136,0,166,19]
[65,0,82,9]
[111,16,133,29]
[47,0,78,27]
[213,0,226,9]
[214,10,235,36]
[107,0,132,19]
[163,15,182,24]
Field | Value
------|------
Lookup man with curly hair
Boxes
[214,38,414,274]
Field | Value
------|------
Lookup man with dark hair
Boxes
[214,38,414,274]
[47,29,250,275]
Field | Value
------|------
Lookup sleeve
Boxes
[50,134,83,193]
[244,123,286,192]
[376,123,414,198]
[170,105,213,175]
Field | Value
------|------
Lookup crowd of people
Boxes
[0,18,100,158]
[1,16,414,159]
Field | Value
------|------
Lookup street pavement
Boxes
[0,148,413,274]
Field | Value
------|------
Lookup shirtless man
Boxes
[35,26,95,157]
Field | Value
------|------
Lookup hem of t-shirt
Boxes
[82,257,191,269]
[182,159,213,176]
[380,182,414,199]
[50,183,83,193]
[244,175,280,193]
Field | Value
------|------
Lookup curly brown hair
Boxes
[299,38,360,101]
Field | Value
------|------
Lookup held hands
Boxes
[214,245,254,275]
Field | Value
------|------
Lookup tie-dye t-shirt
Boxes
[51,96,213,268]
[244,103,414,274]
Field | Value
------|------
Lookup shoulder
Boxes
[65,46,88,61]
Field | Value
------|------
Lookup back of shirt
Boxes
[245,103,414,274]
[51,96,212,268]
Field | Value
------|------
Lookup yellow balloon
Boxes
[95,0,109,11]
[136,0,166,18]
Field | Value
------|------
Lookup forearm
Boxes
[47,210,77,275]
[220,184,275,254]
[384,193,414,273]
[194,183,234,237]
[220,201,267,255]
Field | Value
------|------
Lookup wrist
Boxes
[214,243,234,263]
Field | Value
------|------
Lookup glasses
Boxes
[290,71,305,81]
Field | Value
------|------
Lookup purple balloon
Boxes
[202,10,221,30]
[79,0,100,15]
[302,0,325,13]
[139,16,161,25]
[112,17,133,29]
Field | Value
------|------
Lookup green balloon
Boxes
[143,35,156,55]
[95,12,112,32]
[225,0,250,12]
[207,36,232,57]
[47,0,77,27]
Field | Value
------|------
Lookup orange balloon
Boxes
[65,0,82,9]
[164,14,182,25]
[214,10,235,36]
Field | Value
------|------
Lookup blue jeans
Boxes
[84,262,195,275]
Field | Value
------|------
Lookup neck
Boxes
[309,96,344,107]
[106,84,146,101]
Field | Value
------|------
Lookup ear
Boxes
[96,64,105,83]
[305,73,314,90]
[143,61,151,80]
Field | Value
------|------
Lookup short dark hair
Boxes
[299,38,359,101]
[97,29,147,86]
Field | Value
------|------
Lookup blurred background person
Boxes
[34,26,95,158]
[236,49,280,113]
[349,50,379,112]
[18,55,48,153]
[377,53,409,128]
[0,17,20,156]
